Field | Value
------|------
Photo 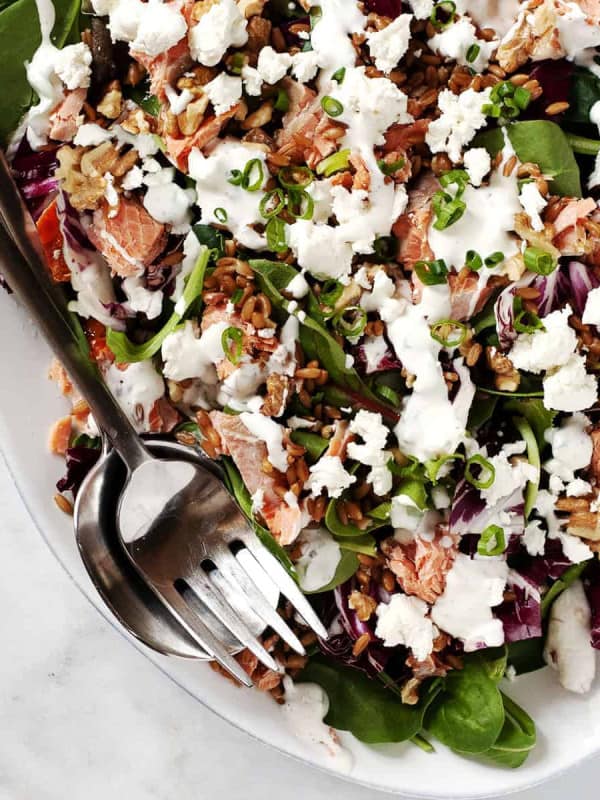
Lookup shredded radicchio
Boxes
[495,572,542,642]
[565,260,600,317]
[450,478,525,538]
[583,561,600,649]
[363,0,403,16]
[11,138,59,220]
[494,275,535,350]
[56,445,101,497]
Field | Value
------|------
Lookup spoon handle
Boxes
[0,213,150,472]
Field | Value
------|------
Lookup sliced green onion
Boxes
[485,251,504,267]
[274,88,289,112]
[266,217,288,253]
[228,168,243,186]
[214,207,228,223]
[259,188,285,219]
[332,67,346,83]
[524,246,556,276]
[430,319,468,348]
[430,0,456,30]
[286,188,315,220]
[465,250,483,271]
[439,169,469,194]
[278,165,314,189]
[414,258,449,286]
[316,148,351,177]
[465,454,496,490]
[333,306,367,338]
[513,86,532,110]
[477,524,506,556]
[425,453,465,482]
[513,296,545,334]
[222,326,243,365]
[483,80,531,122]
[466,43,480,64]
[432,191,466,230]
[230,52,245,75]
[319,279,344,309]
[377,157,406,176]
[321,95,344,117]
[241,158,264,191]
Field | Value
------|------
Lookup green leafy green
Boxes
[476,121,582,197]
[424,653,506,754]
[478,694,537,769]
[289,430,329,462]
[333,533,377,556]
[507,638,545,676]
[504,398,555,450]
[512,416,540,519]
[299,655,441,744]
[564,131,600,156]
[220,456,297,578]
[107,246,209,362]
[303,548,359,594]
[125,84,161,117]
[468,392,498,431]
[0,0,81,144]
[566,67,600,126]
[541,560,590,617]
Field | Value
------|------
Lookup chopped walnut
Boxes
[97,82,123,119]
[348,590,377,622]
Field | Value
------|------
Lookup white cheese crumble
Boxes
[291,51,320,83]
[53,42,92,90]
[479,447,539,507]
[519,181,547,232]
[347,410,392,496]
[375,594,435,661]
[510,306,577,373]
[367,14,413,74]
[305,455,356,499]
[407,0,434,18]
[241,65,262,96]
[522,519,546,556]
[428,17,497,73]
[426,87,492,163]
[203,73,243,116]
[188,0,248,66]
[362,335,388,373]
[544,413,592,483]
[463,147,491,187]
[544,580,596,694]
[256,46,292,84]
[106,0,187,57]
[431,553,508,651]
[583,286,600,326]
[543,354,598,412]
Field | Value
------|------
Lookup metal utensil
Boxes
[0,160,327,685]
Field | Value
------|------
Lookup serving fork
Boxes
[0,152,327,685]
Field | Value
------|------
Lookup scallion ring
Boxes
[228,168,243,186]
[477,524,506,556]
[485,251,505,267]
[378,157,406,176]
[466,43,480,63]
[524,246,556,276]
[414,258,449,286]
[465,250,483,271]
[221,326,243,365]
[439,169,469,194]
[430,319,468,348]
[331,67,346,83]
[286,188,315,220]
[259,188,285,219]
[333,306,367,339]
[214,207,228,223]
[319,279,344,309]
[321,95,344,117]
[465,454,496,490]
[316,148,351,177]
[513,296,545,334]
[432,192,466,230]
[278,165,314,190]
[241,158,264,192]
[430,0,456,30]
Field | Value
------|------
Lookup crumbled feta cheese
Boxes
[122,276,163,320]
[361,335,388,374]
[431,553,508,651]
[523,519,546,556]
[463,147,491,187]
[53,42,92,89]
[347,410,392,496]
[544,580,596,693]
[188,0,248,66]
[534,489,594,562]
[375,594,435,660]
[121,165,144,191]
[544,413,592,483]
[165,84,194,115]
[543,354,598,412]
[519,181,547,232]
[295,528,341,592]
[287,271,310,299]
[510,306,577,374]
[241,65,262,96]
[305,456,356,499]
[426,87,492,162]
[162,320,229,382]
[583,286,600,326]
[291,51,320,83]
[567,478,592,497]
[287,221,354,281]
[480,447,539,507]
[390,493,425,532]
[131,2,187,57]
[203,73,243,116]
[429,17,496,73]
[239,412,288,472]
[256,45,292,84]
[407,0,434,18]
[367,14,413,74]
[556,1,600,61]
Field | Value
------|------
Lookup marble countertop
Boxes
[1,456,598,800]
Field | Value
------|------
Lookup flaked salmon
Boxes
[382,529,459,604]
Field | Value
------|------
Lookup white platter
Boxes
[2,288,600,798]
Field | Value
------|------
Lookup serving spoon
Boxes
[0,157,327,685]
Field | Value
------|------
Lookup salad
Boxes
[6,0,600,770]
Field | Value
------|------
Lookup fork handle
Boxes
[0,218,150,472]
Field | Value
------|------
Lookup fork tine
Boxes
[235,531,329,640]
[185,571,281,673]
[153,583,253,686]
[211,545,306,654]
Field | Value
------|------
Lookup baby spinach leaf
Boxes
[0,0,81,144]
[476,121,582,197]
[503,398,555,450]
[468,392,498,431]
[424,653,505,754]
[107,246,209,362]
[479,694,536,769]
[325,494,387,538]
[333,533,377,556]
[303,548,359,594]
[220,456,297,578]
[289,430,328,462]
[541,560,590,617]
[512,416,540,519]
[507,638,545,676]
[298,655,441,744]
[566,67,600,126]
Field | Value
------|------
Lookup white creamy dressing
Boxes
[188,140,268,250]
[104,360,165,433]
[281,677,353,771]
[238,412,288,472]
[295,528,342,593]
[456,0,522,37]
[161,319,229,383]
[375,593,435,660]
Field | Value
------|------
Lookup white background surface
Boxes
[0,457,599,800]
